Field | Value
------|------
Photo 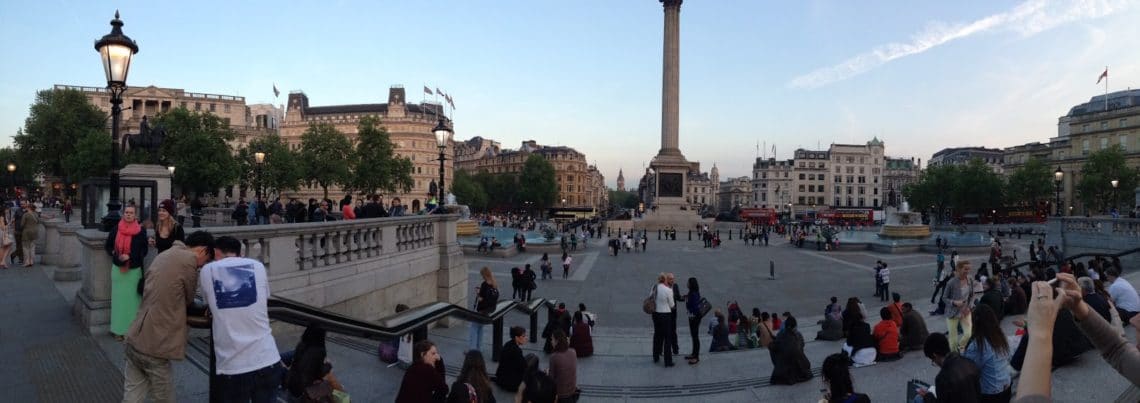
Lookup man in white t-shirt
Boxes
[199,236,282,402]
[1105,267,1140,323]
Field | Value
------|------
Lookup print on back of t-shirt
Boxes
[213,265,257,309]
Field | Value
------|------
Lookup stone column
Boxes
[42,218,62,265]
[436,215,467,328]
[73,229,113,335]
[659,0,682,157]
[54,222,84,281]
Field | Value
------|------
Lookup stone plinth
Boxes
[74,229,113,335]
[54,222,84,281]
[42,218,62,265]
[120,164,172,203]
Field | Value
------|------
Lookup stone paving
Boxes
[6,230,1138,402]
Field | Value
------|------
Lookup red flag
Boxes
[423,85,432,96]
[1097,68,1108,84]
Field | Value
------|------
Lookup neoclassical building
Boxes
[455,139,606,212]
[280,86,453,211]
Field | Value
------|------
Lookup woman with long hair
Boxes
[684,277,702,364]
[148,199,185,254]
[569,311,593,357]
[561,252,572,279]
[469,267,500,352]
[452,350,496,403]
[396,340,448,403]
[284,325,345,400]
[516,354,556,403]
[0,205,12,269]
[103,205,148,339]
[820,353,870,403]
[962,304,1011,402]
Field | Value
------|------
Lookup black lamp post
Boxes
[95,11,139,231]
[254,151,265,200]
[6,163,14,199]
[1053,167,1064,217]
[1111,179,1119,213]
[167,165,175,198]
[432,119,452,203]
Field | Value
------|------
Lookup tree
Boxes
[348,116,414,195]
[904,164,957,225]
[152,108,239,196]
[299,123,353,199]
[1076,145,1140,214]
[61,131,112,184]
[951,158,1005,216]
[1004,157,1053,208]
[451,169,488,211]
[517,154,558,211]
[13,88,107,178]
[237,134,304,198]
[0,147,36,195]
[474,171,518,212]
[608,189,639,209]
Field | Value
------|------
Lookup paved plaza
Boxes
[4,232,1138,402]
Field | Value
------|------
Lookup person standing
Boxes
[0,205,11,269]
[936,250,946,281]
[561,252,572,279]
[469,267,499,352]
[149,200,185,255]
[944,261,976,352]
[668,273,681,355]
[650,273,676,367]
[10,201,23,265]
[684,277,702,365]
[122,231,215,403]
[521,264,537,301]
[105,206,149,339]
[198,236,281,402]
[19,203,38,267]
[879,263,891,302]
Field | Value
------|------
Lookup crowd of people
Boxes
[227,193,414,226]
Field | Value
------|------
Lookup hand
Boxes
[148,237,156,247]
[1053,273,1087,318]
[119,254,130,262]
[917,388,928,397]
[1026,281,1066,334]
[1131,312,1140,333]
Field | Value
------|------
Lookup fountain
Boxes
[879,201,932,239]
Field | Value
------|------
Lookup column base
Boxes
[72,289,111,336]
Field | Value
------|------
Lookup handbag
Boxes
[698,297,712,318]
[642,284,658,314]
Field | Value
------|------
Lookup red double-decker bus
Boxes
[818,208,874,227]
[739,208,778,226]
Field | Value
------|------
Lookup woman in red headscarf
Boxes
[104,205,149,339]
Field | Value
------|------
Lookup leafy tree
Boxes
[517,154,558,211]
[1004,157,1053,208]
[451,169,488,211]
[237,134,304,198]
[474,171,518,212]
[152,108,239,196]
[0,147,36,194]
[13,88,107,178]
[61,131,112,184]
[299,123,353,199]
[1076,145,1139,213]
[904,164,958,225]
[951,158,1005,216]
[348,116,414,195]
[608,189,639,209]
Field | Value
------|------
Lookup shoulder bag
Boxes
[642,284,658,314]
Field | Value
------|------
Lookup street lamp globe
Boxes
[1111,179,1119,189]
[6,163,14,173]
[167,165,175,175]
[254,151,266,164]
[432,118,452,148]
[1053,167,1064,183]
[94,11,138,87]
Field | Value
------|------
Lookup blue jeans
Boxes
[468,322,484,352]
[215,362,284,403]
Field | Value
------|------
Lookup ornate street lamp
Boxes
[167,165,175,197]
[254,151,266,200]
[1053,167,1064,217]
[432,119,452,203]
[95,11,139,231]
[1111,179,1119,213]
[6,163,15,199]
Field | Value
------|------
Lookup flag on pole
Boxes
[423,85,432,96]
[435,87,443,96]
[446,94,454,109]
[272,84,279,98]
[1097,67,1108,84]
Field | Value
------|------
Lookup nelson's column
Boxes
[639,0,701,230]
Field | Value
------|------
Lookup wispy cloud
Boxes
[788,0,1133,89]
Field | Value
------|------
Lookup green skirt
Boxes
[110,264,142,336]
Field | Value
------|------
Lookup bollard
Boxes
[658,229,662,240]
[530,311,539,344]
[688,230,692,241]
[728,230,732,240]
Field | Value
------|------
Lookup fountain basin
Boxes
[834,230,992,254]
[879,225,932,239]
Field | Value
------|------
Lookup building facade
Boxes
[1003,89,1140,215]
[751,157,795,214]
[793,148,831,210]
[454,140,606,212]
[281,86,453,211]
[716,176,752,212]
[686,163,719,212]
[928,146,1005,173]
[883,157,920,206]
[829,139,886,209]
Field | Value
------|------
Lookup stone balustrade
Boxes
[69,214,467,335]
[1046,217,1140,269]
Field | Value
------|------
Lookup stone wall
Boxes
[70,214,466,335]
[1046,217,1140,269]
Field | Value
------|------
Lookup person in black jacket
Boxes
[916,333,982,403]
[769,316,813,385]
[494,326,528,391]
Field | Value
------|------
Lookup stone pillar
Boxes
[73,229,113,335]
[54,222,84,281]
[436,215,467,328]
[659,0,682,157]
[42,218,62,265]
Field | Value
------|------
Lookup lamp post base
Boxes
[102,201,122,232]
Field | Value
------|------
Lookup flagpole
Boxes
[1104,65,1109,112]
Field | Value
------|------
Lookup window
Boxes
[798,196,806,204]
[224,104,231,113]
[820,163,826,169]
[835,167,841,173]
[195,102,201,111]
[846,186,853,194]
[858,187,865,195]
[847,157,855,163]
[834,176,841,183]
[874,176,879,184]
[872,168,880,175]
[858,197,865,207]
[761,193,767,202]
[180,101,187,109]
[858,176,866,184]
[859,167,865,174]
[873,199,879,207]
[1082,124,1090,132]
[1121,118,1128,128]
[783,172,788,178]
[860,157,866,164]
[808,174,815,180]
[798,185,805,192]
[799,173,806,180]
[817,197,825,205]
[873,188,879,195]
[1082,140,1090,155]
[210,103,216,112]
[1101,121,1108,130]
[1101,138,1109,150]
[847,176,854,183]
[762,172,767,179]
[808,185,815,192]
[834,198,841,206]
[846,197,853,207]
[834,186,841,194]
[1123,135,1130,151]
[846,167,854,174]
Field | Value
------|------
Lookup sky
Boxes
[1,0,1138,189]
